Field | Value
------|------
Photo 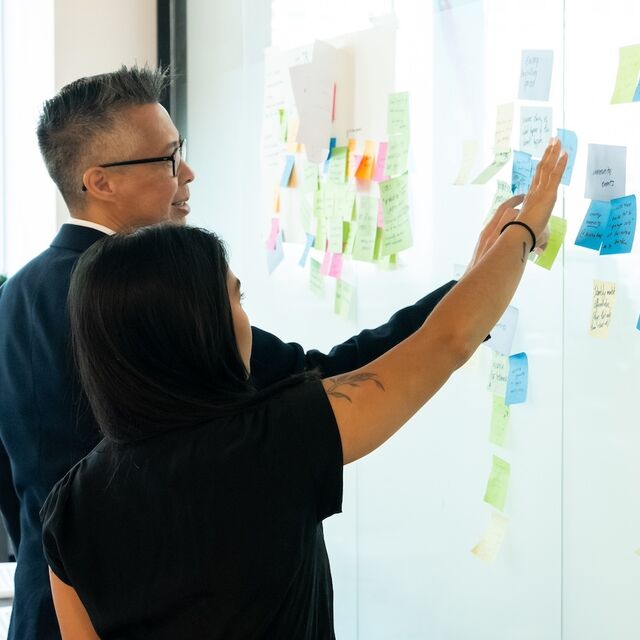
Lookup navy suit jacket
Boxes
[0,223,455,639]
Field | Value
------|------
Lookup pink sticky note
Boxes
[377,201,384,228]
[265,218,280,250]
[373,141,389,182]
[329,253,344,278]
[320,251,332,276]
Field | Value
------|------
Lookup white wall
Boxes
[0,0,157,276]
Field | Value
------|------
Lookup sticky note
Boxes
[353,195,378,262]
[557,129,578,186]
[532,216,567,270]
[343,221,357,257]
[600,194,636,255]
[488,352,509,397]
[494,103,515,152]
[309,258,325,297]
[326,216,344,254]
[327,147,347,184]
[335,279,356,320]
[485,180,513,223]
[636,315,640,331]
[265,218,280,251]
[320,251,332,276]
[511,150,533,195]
[472,151,511,185]
[505,352,528,405]
[489,395,511,447]
[267,231,284,274]
[323,137,337,174]
[589,280,616,338]
[585,144,626,201]
[575,201,611,250]
[486,305,519,356]
[520,106,552,158]
[373,141,389,182]
[453,140,479,185]
[483,455,511,512]
[379,173,412,256]
[298,233,314,267]
[347,138,358,178]
[387,91,410,136]
[471,511,509,564]
[355,140,376,181]
[519,50,554,101]
[328,253,343,278]
[280,155,295,187]
[385,133,409,177]
[610,44,640,104]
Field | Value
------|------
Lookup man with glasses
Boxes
[0,66,500,638]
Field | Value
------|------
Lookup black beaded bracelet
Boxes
[500,220,537,253]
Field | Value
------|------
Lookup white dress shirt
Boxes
[66,217,116,236]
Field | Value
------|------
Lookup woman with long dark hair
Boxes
[41,142,566,638]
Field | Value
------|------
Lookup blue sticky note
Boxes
[267,232,284,274]
[637,314,640,331]
[298,233,315,268]
[557,128,578,186]
[575,200,611,251]
[323,137,337,173]
[600,194,636,255]
[512,150,533,195]
[634,78,640,102]
[505,352,528,405]
[280,155,295,187]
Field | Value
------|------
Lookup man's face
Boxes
[95,103,196,228]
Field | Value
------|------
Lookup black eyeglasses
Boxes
[81,138,186,191]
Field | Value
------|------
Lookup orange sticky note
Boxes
[355,140,376,181]
[347,139,358,178]
[272,187,280,213]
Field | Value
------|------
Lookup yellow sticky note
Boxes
[494,102,514,153]
[472,151,512,185]
[611,44,640,104]
[589,280,616,338]
[453,140,479,186]
[471,511,509,563]
[483,455,511,512]
[489,395,511,447]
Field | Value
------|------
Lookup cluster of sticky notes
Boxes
[610,44,640,104]
[589,280,617,338]
[575,195,636,255]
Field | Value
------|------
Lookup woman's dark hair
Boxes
[69,224,266,444]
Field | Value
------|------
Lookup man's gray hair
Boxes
[37,65,171,210]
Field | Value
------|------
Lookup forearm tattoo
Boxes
[325,372,385,403]
[521,241,527,263]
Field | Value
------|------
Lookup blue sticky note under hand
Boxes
[512,150,533,195]
[280,155,295,187]
[575,200,611,251]
[600,194,636,255]
[557,128,578,186]
[505,352,528,405]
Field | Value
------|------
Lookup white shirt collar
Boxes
[67,217,116,236]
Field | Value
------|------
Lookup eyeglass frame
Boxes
[81,138,186,191]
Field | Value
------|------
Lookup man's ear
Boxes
[82,167,117,202]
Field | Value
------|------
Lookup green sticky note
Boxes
[489,395,511,447]
[335,279,356,320]
[472,151,512,185]
[302,161,319,193]
[343,221,358,256]
[314,216,326,251]
[313,185,324,218]
[385,132,409,177]
[309,258,325,298]
[353,195,378,262]
[484,180,512,224]
[532,215,567,270]
[327,147,348,184]
[388,91,410,136]
[483,455,511,512]
[278,108,287,142]
[379,173,412,256]
[611,44,640,104]
[327,216,344,254]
